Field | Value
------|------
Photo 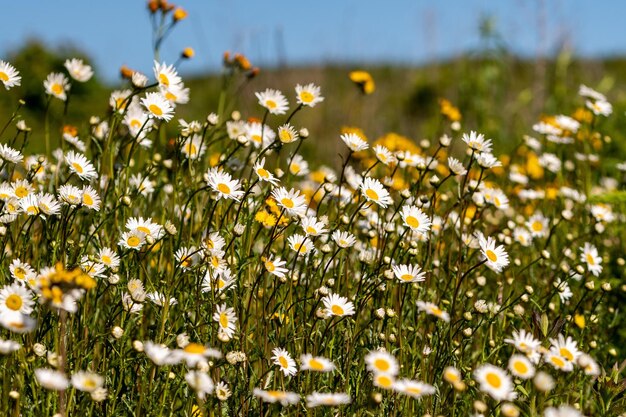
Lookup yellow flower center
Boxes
[513,360,528,374]
[217,278,225,289]
[130,119,141,129]
[13,267,26,279]
[299,91,314,103]
[14,186,29,198]
[485,372,502,388]
[72,162,84,174]
[27,205,39,215]
[219,312,229,328]
[165,91,177,101]
[374,358,390,372]
[281,198,294,209]
[217,183,231,195]
[265,261,275,272]
[559,348,574,361]
[51,83,63,95]
[83,193,94,206]
[531,221,543,232]
[290,163,300,174]
[365,188,379,201]
[184,343,205,354]
[184,143,198,156]
[406,386,422,395]
[101,255,112,265]
[149,104,163,116]
[444,370,458,382]
[401,274,413,282]
[265,100,277,109]
[279,129,293,143]
[485,249,497,262]
[127,236,141,247]
[309,358,325,371]
[306,226,317,235]
[252,134,262,143]
[586,253,595,265]
[5,294,23,311]
[278,356,288,368]
[137,226,151,235]
[257,168,269,178]
[376,374,393,388]
[83,379,97,389]
[0,72,8,82]
[406,216,419,229]
[551,355,565,368]
[115,98,126,110]
[430,307,443,316]
[159,73,170,86]
[331,304,344,315]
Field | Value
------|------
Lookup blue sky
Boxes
[2,1,626,83]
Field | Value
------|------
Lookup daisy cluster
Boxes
[0,3,624,416]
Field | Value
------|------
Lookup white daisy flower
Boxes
[272,347,297,376]
[392,264,426,283]
[300,354,335,372]
[0,144,23,164]
[64,58,93,82]
[295,83,324,107]
[479,234,509,273]
[65,151,97,181]
[360,177,392,208]
[44,72,70,101]
[322,293,355,317]
[255,88,289,114]
[474,364,516,401]
[0,60,21,90]
[417,300,449,322]
[141,92,174,121]
[365,350,399,375]
[340,132,368,152]
[462,130,492,153]
[400,205,431,234]
[205,168,244,201]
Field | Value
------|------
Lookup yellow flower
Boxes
[173,7,188,21]
[439,98,462,122]
[182,47,195,59]
[525,152,544,180]
[349,70,375,94]
[574,314,585,329]
[341,126,368,142]
[374,132,420,154]
[573,107,593,124]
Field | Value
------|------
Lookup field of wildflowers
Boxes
[0,2,625,416]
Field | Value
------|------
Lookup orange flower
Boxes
[234,53,252,71]
[120,65,135,80]
[63,125,78,137]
